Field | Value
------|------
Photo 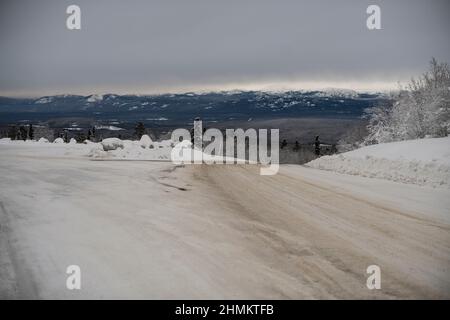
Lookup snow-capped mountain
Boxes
[0,90,388,124]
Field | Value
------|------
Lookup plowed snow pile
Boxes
[306,137,450,188]
[89,135,174,160]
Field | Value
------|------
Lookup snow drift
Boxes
[306,137,450,188]
[92,136,172,160]
[100,138,124,151]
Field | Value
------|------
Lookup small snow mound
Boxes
[69,138,77,144]
[158,139,174,148]
[175,140,192,148]
[87,143,106,158]
[38,137,49,143]
[89,137,173,160]
[139,135,153,148]
[306,137,450,188]
[101,138,124,151]
[53,138,65,144]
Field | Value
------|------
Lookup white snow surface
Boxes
[0,141,449,299]
[94,137,172,160]
[0,137,231,162]
[306,137,450,188]
[139,134,153,148]
[100,138,124,151]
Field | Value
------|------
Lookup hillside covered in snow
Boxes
[306,137,450,188]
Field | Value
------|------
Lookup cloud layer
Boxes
[1,0,449,96]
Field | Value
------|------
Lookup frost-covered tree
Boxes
[337,123,368,152]
[364,58,450,144]
[363,100,396,144]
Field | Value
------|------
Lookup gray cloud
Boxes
[1,0,449,96]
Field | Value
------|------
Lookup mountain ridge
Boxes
[0,90,389,125]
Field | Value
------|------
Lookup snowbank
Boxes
[0,136,252,163]
[0,136,173,161]
[101,138,124,151]
[91,137,172,160]
[306,137,450,188]
[139,135,153,148]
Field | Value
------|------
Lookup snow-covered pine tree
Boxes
[364,58,450,144]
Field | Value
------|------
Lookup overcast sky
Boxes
[1,0,449,97]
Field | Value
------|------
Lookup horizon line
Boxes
[0,79,403,98]
[0,85,400,99]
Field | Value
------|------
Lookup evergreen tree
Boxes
[28,124,34,140]
[19,126,27,141]
[135,122,146,139]
[314,136,321,156]
[75,132,86,143]
[8,126,18,140]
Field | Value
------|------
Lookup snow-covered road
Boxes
[1,143,449,299]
